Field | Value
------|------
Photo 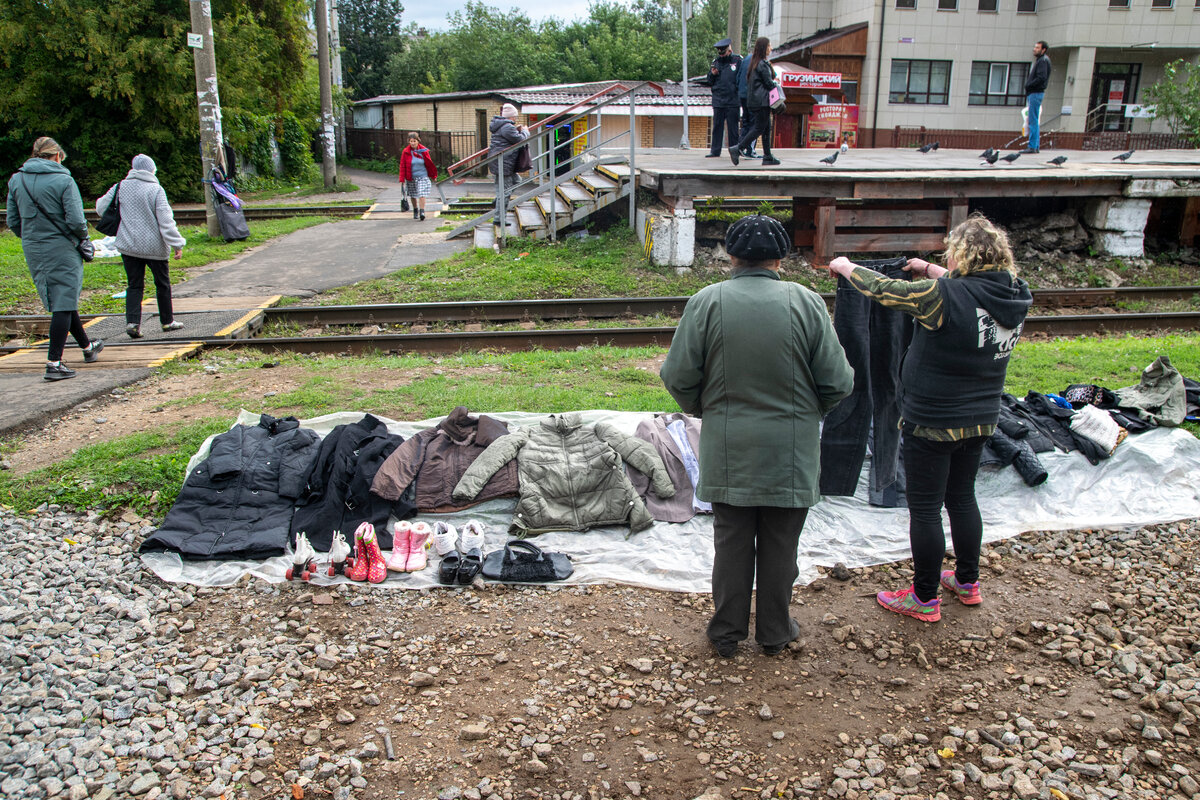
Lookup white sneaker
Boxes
[432,521,458,557]
[459,520,486,553]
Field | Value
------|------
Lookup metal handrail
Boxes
[442,81,660,246]
[443,82,663,184]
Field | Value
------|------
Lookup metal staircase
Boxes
[441,82,662,248]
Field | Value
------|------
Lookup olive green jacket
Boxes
[660,269,854,507]
[6,158,87,312]
[453,413,674,535]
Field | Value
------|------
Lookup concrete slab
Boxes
[174,186,471,299]
[0,368,153,435]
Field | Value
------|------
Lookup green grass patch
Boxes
[280,226,830,307]
[0,217,333,315]
[0,418,230,516]
[339,155,397,175]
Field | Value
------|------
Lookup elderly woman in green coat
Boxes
[6,136,104,381]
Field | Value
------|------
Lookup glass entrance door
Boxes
[1087,63,1140,132]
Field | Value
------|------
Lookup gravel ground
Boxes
[2,506,1199,800]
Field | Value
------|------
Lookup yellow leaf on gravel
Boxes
[1049,789,1069,800]
[937,748,954,758]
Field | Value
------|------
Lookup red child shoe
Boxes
[347,522,374,582]
[360,524,388,584]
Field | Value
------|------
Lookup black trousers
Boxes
[709,106,740,154]
[819,257,912,500]
[903,432,987,602]
[122,255,173,326]
[708,503,808,649]
[48,310,90,362]
[738,99,757,152]
[736,107,773,157]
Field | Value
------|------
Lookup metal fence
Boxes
[345,129,477,171]
[890,125,1195,151]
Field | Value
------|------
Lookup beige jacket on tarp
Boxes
[453,413,675,536]
[626,412,708,523]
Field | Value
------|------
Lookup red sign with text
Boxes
[806,104,859,148]
[780,71,842,92]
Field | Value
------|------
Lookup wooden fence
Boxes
[346,129,478,172]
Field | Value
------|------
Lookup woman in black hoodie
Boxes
[829,214,1032,623]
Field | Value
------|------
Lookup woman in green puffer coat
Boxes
[6,137,103,380]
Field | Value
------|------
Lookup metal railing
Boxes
[441,81,664,246]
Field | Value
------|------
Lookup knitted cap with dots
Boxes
[725,214,790,260]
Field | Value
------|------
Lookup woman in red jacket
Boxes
[399,132,437,221]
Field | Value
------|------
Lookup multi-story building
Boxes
[758,0,1200,147]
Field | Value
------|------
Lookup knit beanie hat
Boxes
[725,215,790,260]
[132,154,156,173]
[501,103,519,119]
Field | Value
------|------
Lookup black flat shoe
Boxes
[761,157,781,166]
[729,146,740,166]
[761,618,801,655]
[438,550,462,585]
[712,639,737,658]
[457,547,483,584]
[704,153,721,158]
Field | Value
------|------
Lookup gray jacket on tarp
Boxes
[1117,355,1187,426]
[140,415,321,560]
[6,157,87,312]
[452,413,675,536]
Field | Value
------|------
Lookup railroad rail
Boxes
[1,287,1198,337]
[1,311,1198,359]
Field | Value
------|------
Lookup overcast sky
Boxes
[406,0,600,32]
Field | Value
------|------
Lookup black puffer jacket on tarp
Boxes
[289,414,415,551]
[140,415,321,560]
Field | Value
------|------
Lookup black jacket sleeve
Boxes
[1026,56,1050,94]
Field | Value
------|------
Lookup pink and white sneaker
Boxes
[876,585,941,622]
[386,520,413,573]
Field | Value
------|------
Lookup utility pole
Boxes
[316,0,337,188]
[188,0,224,237]
[330,0,346,155]
[680,0,691,148]
[728,0,744,56]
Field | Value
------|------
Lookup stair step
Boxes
[577,171,619,195]
[534,194,570,216]
[556,182,592,203]
[515,202,545,231]
[473,224,495,250]
[595,163,631,182]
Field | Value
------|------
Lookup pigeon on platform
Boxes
[980,150,1000,165]
[978,147,995,160]
[820,151,839,165]
[840,142,849,154]
[999,152,1022,164]
[917,141,939,153]
[1113,149,1135,162]
[1047,155,1068,166]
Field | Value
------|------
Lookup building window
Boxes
[842,81,859,104]
[978,0,998,10]
[767,0,774,24]
[896,0,916,8]
[1151,0,1172,7]
[939,0,958,8]
[969,62,1029,105]
[1016,0,1036,10]
[890,60,952,104]
[1109,0,1130,6]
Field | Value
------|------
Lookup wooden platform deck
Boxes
[619,146,1200,260]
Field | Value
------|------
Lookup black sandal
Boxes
[438,550,461,585]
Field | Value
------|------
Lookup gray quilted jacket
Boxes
[452,413,675,536]
[96,170,185,260]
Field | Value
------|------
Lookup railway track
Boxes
[78,204,371,227]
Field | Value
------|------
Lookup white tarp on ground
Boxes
[141,409,1200,593]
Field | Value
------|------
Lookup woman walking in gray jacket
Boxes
[5,137,104,381]
[96,154,186,338]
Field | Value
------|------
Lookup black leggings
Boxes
[48,310,90,362]
[737,107,773,157]
[903,431,987,602]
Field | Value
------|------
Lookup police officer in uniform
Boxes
[702,38,743,158]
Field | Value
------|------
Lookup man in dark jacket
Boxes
[702,38,743,158]
[1022,41,1051,154]
[661,216,854,658]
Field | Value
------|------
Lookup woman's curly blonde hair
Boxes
[943,213,1016,276]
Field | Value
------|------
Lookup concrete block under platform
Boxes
[637,205,695,267]
[1093,230,1146,258]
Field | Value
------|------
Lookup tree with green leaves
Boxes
[339,0,405,99]
[1144,59,1200,147]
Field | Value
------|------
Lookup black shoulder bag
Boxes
[16,172,95,262]
[95,181,121,236]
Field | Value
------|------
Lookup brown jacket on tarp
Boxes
[627,412,709,524]
[371,406,519,512]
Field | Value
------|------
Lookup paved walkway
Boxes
[1,172,489,434]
